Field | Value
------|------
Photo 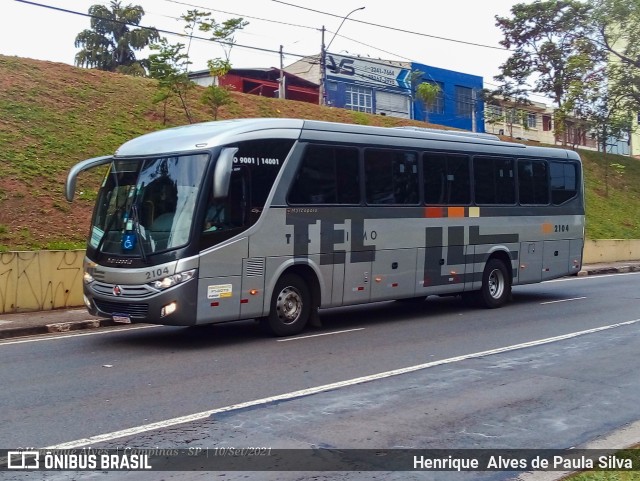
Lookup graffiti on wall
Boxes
[0,250,84,314]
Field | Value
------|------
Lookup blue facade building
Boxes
[324,54,413,118]
[411,62,485,133]
[285,54,485,132]
[286,54,414,118]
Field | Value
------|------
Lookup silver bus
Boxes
[66,118,584,336]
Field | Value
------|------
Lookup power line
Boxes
[161,0,319,32]
[161,0,413,68]
[13,0,308,60]
[272,0,511,52]
[16,0,552,108]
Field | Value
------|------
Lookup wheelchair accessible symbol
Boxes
[121,233,136,251]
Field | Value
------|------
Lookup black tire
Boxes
[478,258,511,308]
[263,273,311,336]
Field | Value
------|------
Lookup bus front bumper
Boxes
[83,278,198,326]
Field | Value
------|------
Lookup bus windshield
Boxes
[90,153,209,256]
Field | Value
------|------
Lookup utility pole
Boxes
[471,88,477,132]
[471,87,478,132]
[279,45,285,100]
[319,26,326,106]
[321,7,364,106]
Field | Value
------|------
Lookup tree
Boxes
[149,39,194,124]
[591,0,640,113]
[178,10,247,122]
[201,85,234,120]
[74,1,159,75]
[495,1,604,141]
[180,10,248,69]
[415,82,441,122]
[482,76,532,138]
[589,87,633,195]
[199,58,236,121]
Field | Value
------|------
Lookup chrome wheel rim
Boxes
[488,268,505,299]
[276,286,303,325]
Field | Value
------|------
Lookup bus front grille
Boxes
[92,282,155,298]
[94,299,149,318]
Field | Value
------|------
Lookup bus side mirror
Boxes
[213,147,237,199]
[65,155,113,202]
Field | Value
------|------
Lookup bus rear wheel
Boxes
[264,273,311,336]
[478,258,511,308]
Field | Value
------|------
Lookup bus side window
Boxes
[365,149,419,205]
[235,138,294,214]
[203,168,248,232]
[203,200,227,232]
[518,159,549,205]
[423,152,470,205]
[289,145,359,205]
[550,161,578,204]
[473,156,515,205]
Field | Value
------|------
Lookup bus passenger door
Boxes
[519,241,543,284]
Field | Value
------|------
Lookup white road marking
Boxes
[44,317,640,450]
[0,325,159,346]
[276,328,365,342]
[547,271,640,282]
[540,296,587,305]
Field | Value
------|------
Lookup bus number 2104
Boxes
[146,267,170,279]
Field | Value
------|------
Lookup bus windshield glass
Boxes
[90,153,209,256]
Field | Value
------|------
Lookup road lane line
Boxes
[43,317,640,450]
[0,325,159,346]
[540,297,587,305]
[548,271,640,282]
[276,328,365,342]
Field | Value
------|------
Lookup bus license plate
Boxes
[112,314,131,324]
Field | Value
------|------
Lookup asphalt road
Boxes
[2,272,640,480]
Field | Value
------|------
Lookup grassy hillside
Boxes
[0,54,638,250]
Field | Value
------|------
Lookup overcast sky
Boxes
[1,0,538,97]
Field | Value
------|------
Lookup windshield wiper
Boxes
[95,206,121,255]
[131,203,148,263]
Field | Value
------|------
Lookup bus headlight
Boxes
[150,269,196,290]
[83,271,94,284]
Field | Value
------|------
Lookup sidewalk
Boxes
[1,261,639,341]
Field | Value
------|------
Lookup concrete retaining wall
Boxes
[0,241,639,314]
[583,239,640,264]
[0,250,84,313]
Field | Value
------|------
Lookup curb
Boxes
[579,264,640,277]
[0,318,117,340]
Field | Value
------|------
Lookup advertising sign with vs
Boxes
[325,54,410,91]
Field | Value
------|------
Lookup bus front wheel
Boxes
[478,258,511,308]
[264,273,311,336]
